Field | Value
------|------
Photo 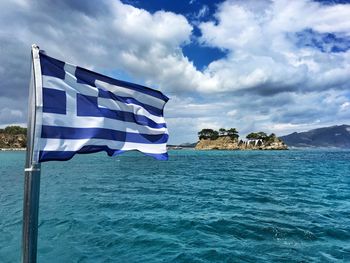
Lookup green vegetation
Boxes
[219,128,226,136]
[265,133,278,143]
[0,126,27,135]
[226,128,239,140]
[198,129,219,140]
[246,132,277,142]
[246,132,267,140]
[198,128,239,140]
[198,128,278,142]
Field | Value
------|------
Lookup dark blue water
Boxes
[1,150,350,262]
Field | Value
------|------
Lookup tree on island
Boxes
[265,133,277,143]
[246,132,257,140]
[219,128,227,136]
[226,128,239,140]
[198,128,239,140]
[246,132,280,142]
[246,132,268,140]
[0,126,27,135]
[198,129,219,140]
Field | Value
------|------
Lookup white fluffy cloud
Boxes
[0,0,349,143]
[162,0,350,143]
[199,0,350,93]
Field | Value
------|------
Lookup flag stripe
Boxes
[42,113,167,135]
[97,88,164,117]
[97,97,165,123]
[39,52,169,103]
[64,63,168,112]
[39,148,168,162]
[76,94,166,129]
[42,75,164,116]
[96,81,166,111]
[41,125,168,144]
[43,75,98,96]
[39,138,167,153]
[75,66,169,102]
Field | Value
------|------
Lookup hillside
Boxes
[280,124,350,148]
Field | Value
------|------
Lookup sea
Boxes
[1,149,350,262]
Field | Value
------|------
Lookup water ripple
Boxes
[1,150,350,262]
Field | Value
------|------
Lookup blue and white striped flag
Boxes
[32,51,169,162]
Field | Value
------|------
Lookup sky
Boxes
[0,0,350,144]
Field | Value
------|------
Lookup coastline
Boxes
[0,148,26,151]
[195,136,288,151]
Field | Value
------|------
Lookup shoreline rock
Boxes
[0,133,26,149]
[195,136,288,150]
[0,148,26,151]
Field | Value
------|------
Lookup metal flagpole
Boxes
[22,45,42,263]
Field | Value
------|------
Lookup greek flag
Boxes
[33,51,169,162]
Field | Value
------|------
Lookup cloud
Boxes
[198,0,350,94]
[0,0,200,127]
[0,0,197,96]
[0,0,349,143]
[195,5,209,19]
[156,0,350,143]
[0,107,24,126]
[0,0,221,143]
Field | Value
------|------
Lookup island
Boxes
[0,126,27,150]
[195,128,288,150]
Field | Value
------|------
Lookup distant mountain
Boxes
[280,124,350,148]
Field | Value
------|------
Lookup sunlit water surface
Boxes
[1,149,350,262]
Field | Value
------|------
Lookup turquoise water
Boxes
[1,149,350,262]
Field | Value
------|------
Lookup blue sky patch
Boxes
[120,0,221,22]
[182,43,227,70]
[315,0,350,5]
[120,0,226,70]
[294,29,350,53]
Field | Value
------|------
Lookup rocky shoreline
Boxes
[0,134,26,149]
[195,136,288,150]
[0,148,26,151]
